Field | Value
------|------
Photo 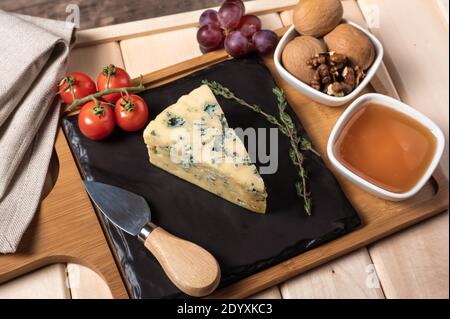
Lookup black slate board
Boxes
[62,56,361,299]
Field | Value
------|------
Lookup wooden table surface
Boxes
[0,0,448,299]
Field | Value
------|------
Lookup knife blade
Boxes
[84,181,220,297]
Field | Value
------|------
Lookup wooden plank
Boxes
[76,0,298,46]
[258,13,284,30]
[280,249,385,299]
[0,129,128,298]
[435,0,449,27]
[68,42,125,80]
[249,287,283,299]
[67,264,113,299]
[0,264,69,299]
[357,0,450,299]
[369,213,449,298]
[120,13,284,79]
[120,27,201,79]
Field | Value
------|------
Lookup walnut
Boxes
[306,50,364,97]
[326,82,353,97]
[317,64,332,84]
[307,53,328,68]
[354,66,365,86]
[311,70,322,91]
[342,66,356,88]
[329,52,347,65]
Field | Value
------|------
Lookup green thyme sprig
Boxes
[202,79,314,215]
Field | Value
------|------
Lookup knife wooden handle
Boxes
[144,226,221,297]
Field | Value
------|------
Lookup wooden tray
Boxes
[0,1,447,299]
[130,43,449,298]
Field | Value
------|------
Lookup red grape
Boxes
[224,31,249,58]
[223,0,245,14]
[218,2,243,30]
[238,15,262,38]
[197,25,224,49]
[252,30,279,55]
[199,9,220,28]
[199,44,223,54]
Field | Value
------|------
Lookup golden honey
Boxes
[334,103,437,193]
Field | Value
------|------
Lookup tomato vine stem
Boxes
[63,76,145,114]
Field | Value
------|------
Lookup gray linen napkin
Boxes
[0,10,75,253]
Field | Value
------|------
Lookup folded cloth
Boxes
[0,10,75,253]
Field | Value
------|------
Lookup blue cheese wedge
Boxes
[143,85,267,213]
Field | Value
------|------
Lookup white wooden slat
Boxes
[258,13,284,30]
[0,264,70,299]
[76,0,298,46]
[68,42,125,80]
[249,286,283,299]
[369,213,449,299]
[435,0,449,26]
[120,13,284,79]
[280,249,385,299]
[67,264,113,299]
[120,27,201,79]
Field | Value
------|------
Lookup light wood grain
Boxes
[435,0,449,27]
[133,48,447,299]
[76,0,298,46]
[280,249,385,299]
[249,286,282,299]
[68,42,125,80]
[120,27,201,79]
[67,264,113,299]
[369,213,449,299]
[120,12,284,79]
[145,227,220,297]
[0,130,128,299]
[0,264,69,299]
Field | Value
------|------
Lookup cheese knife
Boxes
[83,181,221,297]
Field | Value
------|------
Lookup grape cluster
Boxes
[197,0,279,58]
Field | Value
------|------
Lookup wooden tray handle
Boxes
[144,227,221,297]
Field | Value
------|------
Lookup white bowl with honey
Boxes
[327,93,445,200]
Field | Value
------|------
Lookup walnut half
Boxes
[306,52,365,97]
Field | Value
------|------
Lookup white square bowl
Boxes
[274,21,384,107]
[327,93,445,201]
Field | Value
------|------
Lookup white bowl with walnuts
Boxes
[274,0,384,107]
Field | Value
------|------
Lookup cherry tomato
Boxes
[78,100,115,140]
[114,95,149,132]
[58,72,96,105]
[97,64,131,103]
